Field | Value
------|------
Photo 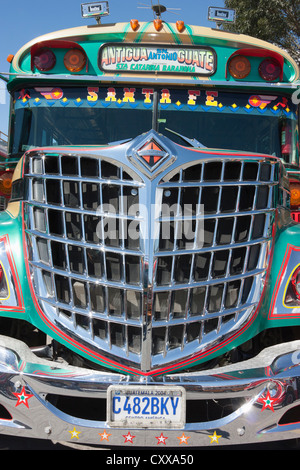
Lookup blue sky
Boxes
[0,0,225,136]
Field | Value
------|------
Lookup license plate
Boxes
[107,385,186,428]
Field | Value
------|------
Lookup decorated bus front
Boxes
[0,3,299,448]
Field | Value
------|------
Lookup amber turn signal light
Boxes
[228,56,251,79]
[64,49,86,73]
[290,183,300,208]
[0,171,13,198]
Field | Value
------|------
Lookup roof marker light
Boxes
[154,18,163,31]
[176,20,185,32]
[130,19,139,31]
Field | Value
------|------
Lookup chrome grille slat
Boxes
[139,300,259,325]
[29,260,144,291]
[24,146,278,372]
[27,229,142,256]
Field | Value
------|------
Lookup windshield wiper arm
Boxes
[165,128,206,148]
[108,137,133,146]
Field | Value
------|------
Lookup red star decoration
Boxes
[13,386,34,408]
[156,432,168,445]
[261,391,275,412]
[123,431,135,443]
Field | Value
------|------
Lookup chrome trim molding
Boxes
[6,73,299,89]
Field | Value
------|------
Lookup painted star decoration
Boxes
[177,433,191,445]
[99,430,112,441]
[156,432,168,445]
[123,431,135,443]
[209,430,222,444]
[261,391,275,412]
[13,386,34,408]
[69,427,81,439]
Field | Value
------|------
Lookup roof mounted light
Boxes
[81,1,109,24]
[226,48,284,81]
[33,48,56,72]
[176,20,185,33]
[208,6,235,29]
[259,58,282,81]
[130,19,140,31]
[64,49,87,72]
[228,56,251,79]
[154,18,163,31]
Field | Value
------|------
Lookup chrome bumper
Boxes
[1,335,300,448]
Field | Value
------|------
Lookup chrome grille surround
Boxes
[23,133,279,373]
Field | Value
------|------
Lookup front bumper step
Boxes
[1,335,300,447]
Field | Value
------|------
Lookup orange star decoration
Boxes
[99,430,112,441]
[13,386,34,408]
[261,391,275,412]
[177,433,191,445]
[209,430,222,444]
[156,432,168,445]
[123,431,135,443]
[69,427,81,439]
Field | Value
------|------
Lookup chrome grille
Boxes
[24,151,146,364]
[150,159,276,366]
[23,145,278,373]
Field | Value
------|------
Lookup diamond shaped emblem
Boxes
[127,131,175,179]
[137,139,167,169]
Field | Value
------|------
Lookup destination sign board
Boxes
[99,44,216,75]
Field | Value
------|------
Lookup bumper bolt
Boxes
[44,426,52,435]
[14,381,22,390]
[237,427,245,436]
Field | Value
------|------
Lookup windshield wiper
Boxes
[108,137,133,146]
[165,128,206,148]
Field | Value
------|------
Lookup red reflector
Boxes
[259,58,282,81]
[291,212,300,223]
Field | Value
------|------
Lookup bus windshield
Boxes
[10,86,298,164]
